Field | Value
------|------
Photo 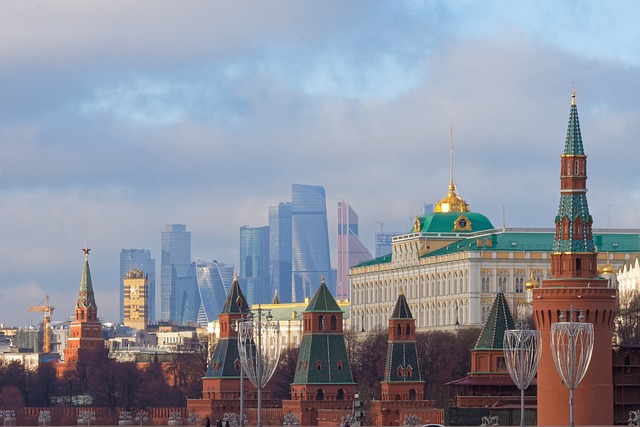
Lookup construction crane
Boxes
[28,295,55,353]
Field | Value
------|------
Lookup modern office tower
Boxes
[337,201,372,300]
[291,183,332,302]
[174,262,199,325]
[123,269,149,330]
[269,202,292,303]
[195,258,234,326]
[120,249,155,324]
[240,225,270,306]
[374,231,402,258]
[161,224,191,322]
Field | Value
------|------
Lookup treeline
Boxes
[0,338,208,410]
[266,328,480,408]
[1,330,479,410]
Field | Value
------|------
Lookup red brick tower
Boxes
[532,91,616,426]
[57,247,105,376]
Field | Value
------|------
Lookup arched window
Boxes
[318,315,324,331]
[409,389,417,401]
[316,389,324,401]
[330,315,337,331]
[316,361,323,371]
[405,324,411,336]
[336,389,345,400]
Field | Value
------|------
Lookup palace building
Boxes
[350,99,640,335]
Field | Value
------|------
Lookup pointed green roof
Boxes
[563,90,585,156]
[77,250,97,310]
[474,292,515,350]
[391,289,413,319]
[221,275,250,314]
[305,278,341,312]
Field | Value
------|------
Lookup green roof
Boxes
[305,279,342,312]
[352,229,640,268]
[221,276,250,315]
[391,292,412,319]
[429,231,640,256]
[474,292,515,350]
[564,94,585,156]
[413,211,494,234]
[293,334,355,385]
[77,257,97,310]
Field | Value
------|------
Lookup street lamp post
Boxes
[550,306,594,427]
[503,322,542,427]
[237,304,281,427]
[232,313,247,427]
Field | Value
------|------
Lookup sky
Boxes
[1,0,640,326]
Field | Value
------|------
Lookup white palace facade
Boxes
[349,180,638,333]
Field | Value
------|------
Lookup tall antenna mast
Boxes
[450,127,454,185]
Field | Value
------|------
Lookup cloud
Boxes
[1,1,640,324]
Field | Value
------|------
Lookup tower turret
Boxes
[58,247,105,377]
[532,91,616,426]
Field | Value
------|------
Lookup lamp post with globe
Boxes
[550,307,594,427]
[237,305,281,427]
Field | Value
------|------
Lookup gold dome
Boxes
[434,180,470,213]
[525,272,539,290]
[602,262,615,274]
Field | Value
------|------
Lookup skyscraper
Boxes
[161,224,191,322]
[269,202,292,303]
[337,201,372,300]
[374,231,402,258]
[120,249,156,324]
[123,269,149,330]
[174,262,199,325]
[291,184,332,302]
[195,258,234,326]
[240,225,270,305]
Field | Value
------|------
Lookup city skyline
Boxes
[2,1,640,325]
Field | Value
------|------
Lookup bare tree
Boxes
[350,328,387,401]
[616,288,640,345]
[417,328,480,407]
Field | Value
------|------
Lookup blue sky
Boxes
[1,0,639,325]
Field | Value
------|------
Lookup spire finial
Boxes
[399,286,404,296]
[321,275,325,285]
[82,246,91,260]
[572,83,576,106]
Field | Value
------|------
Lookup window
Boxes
[336,389,345,400]
[330,316,337,331]
[318,315,325,331]
[337,361,344,371]
[316,389,324,401]
[497,357,506,371]
[316,361,323,371]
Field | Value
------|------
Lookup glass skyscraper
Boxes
[119,249,156,324]
[291,183,332,302]
[337,201,372,301]
[269,202,292,303]
[195,258,234,326]
[240,225,270,306]
[161,224,191,322]
[175,262,199,325]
